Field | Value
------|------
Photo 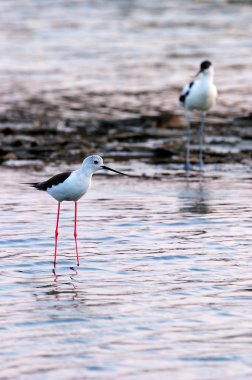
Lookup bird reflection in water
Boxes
[49,269,79,302]
[178,174,211,216]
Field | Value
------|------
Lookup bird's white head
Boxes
[82,155,129,176]
[197,60,214,77]
[82,155,104,173]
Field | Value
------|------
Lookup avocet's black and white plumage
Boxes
[27,155,129,272]
[179,60,217,169]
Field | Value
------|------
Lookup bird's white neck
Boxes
[80,163,94,178]
[199,66,214,82]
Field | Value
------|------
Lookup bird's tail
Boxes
[22,182,41,190]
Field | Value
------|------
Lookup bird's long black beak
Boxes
[101,165,129,176]
[194,68,202,78]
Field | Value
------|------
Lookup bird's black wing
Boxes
[27,171,72,191]
[179,81,194,104]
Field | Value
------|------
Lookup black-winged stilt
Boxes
[179,60,217,170]
[27,155,129,273]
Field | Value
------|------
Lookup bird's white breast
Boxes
[47,171,91,202]
[184,79,217,112]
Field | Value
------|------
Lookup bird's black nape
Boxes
[200,60,212,72]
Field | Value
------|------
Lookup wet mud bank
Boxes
[0,90,251,168]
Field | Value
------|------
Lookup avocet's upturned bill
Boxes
[179,60,217,170]
[26,155,129,273]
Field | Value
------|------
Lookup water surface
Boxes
[0,0,251,114]
[1,164,252,379]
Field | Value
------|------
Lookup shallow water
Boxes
[1,163,252,379]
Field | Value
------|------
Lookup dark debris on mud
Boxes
[0,91,252,168]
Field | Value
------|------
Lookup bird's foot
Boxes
[70,266,78,274]
[184,162,192,171]
[195,160,204,170]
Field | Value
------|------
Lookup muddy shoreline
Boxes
[0,88,251,168]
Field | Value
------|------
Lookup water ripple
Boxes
[1,165,252,379]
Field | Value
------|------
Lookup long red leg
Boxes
[74,201,80,266]
[53,202,61,273]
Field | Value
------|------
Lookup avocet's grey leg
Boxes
[198,112,206,169]
[184,112,192,171]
